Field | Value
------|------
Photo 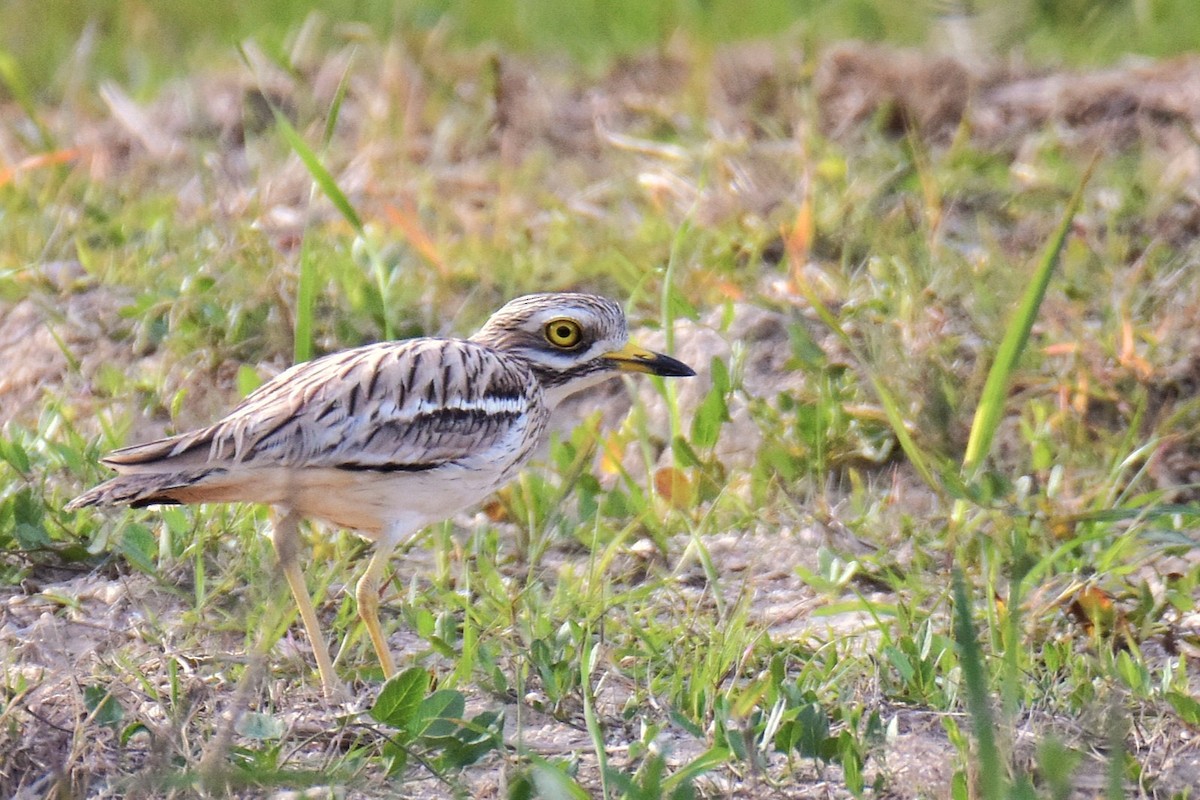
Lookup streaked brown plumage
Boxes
[69,293,694,697]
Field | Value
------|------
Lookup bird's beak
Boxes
[603,342,696,377]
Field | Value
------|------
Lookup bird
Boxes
[68,293,695,697]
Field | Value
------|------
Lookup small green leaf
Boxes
[434,709,504,770]
[787,320,827,370]
[837,730,865,793]
[531,757,591,800]
[671,435,704,468]
[1166,691,1200,725]
[382,740,409,776]
[83,685,124,729]
[884,645,914,683]
[709,355,731,395]
[15,521,51,550]
[782,701,829,760]
[120,722,151,746]
[951,770,970,800]
[1114,650,1146,694]
[235,711,285,740]
[120,524,157,573]
[0,436,31,474]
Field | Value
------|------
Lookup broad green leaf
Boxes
[411,688,464,738]
[370,667,429,729]
[0,436,30,474]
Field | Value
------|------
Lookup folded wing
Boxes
[70,339,542,510]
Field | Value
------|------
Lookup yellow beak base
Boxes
[602,342,695,377]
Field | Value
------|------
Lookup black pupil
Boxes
[556,325,573,341]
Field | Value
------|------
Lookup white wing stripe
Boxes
[373,392,526,423]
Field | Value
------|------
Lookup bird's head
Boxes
[470,293,695,404]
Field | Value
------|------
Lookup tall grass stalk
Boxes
[951,160,1096,527]
[581,632,611,800]
[952,568,1003,800]
[256,47,395,361]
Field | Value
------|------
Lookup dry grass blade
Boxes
[0,149,78,188]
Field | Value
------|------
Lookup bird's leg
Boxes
[355,523,406,680]
[271,508,343,699]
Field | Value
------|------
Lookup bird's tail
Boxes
[66,468,227,510]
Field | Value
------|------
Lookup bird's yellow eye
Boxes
[544,318,583,349]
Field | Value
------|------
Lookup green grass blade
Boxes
[951,569,1003,800]
[0,49,55,149]
[265,62,358,362]
[661,746,730,792]
[272,107,363,234]
[580,633,610,800]
[293,247,318,363]
[268,76,393,340]
[959,161,1095,482]
[321,50,354,150]
[1105,695,1127,800]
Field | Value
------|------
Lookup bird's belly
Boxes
[284,464,513,538]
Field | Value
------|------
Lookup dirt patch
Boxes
[0,275,133,428]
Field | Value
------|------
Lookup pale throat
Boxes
[542,368,621,409]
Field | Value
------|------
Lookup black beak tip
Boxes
[653,354,696,378]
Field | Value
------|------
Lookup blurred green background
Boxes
[3,0,1198,99]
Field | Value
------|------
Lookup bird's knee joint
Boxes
[355,574,379,610]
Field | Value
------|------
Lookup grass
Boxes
[4,1,1200,798]
[7,0,1200,100]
